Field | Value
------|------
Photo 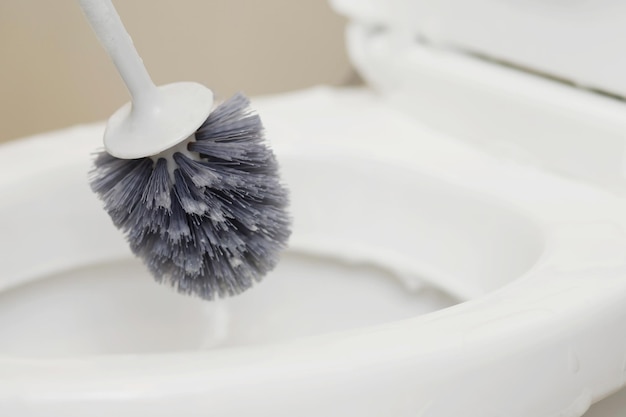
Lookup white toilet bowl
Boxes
[2,86,626,416]
[3,1,626,416]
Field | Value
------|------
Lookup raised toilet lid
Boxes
[332,0,626,97]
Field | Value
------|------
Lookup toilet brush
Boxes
[79,0,291,300]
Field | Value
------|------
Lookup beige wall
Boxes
[0,1,351,143]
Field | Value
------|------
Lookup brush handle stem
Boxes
[78,0,157,109]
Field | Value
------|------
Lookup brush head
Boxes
[89,93,291,300]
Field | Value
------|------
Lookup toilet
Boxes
[2,0,626,416]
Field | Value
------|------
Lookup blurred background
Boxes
[0,0,353,143]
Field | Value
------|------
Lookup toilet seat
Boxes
[2,87,626,416]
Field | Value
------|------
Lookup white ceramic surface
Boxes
[331,0,626,96]
[2,88,626,416]
[341,21,626,192]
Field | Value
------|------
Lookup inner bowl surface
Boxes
[0,153,544,357]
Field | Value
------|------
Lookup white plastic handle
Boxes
[78,0,214,159]
[78,0,156,108]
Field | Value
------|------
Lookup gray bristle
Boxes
[89,93,291,300]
